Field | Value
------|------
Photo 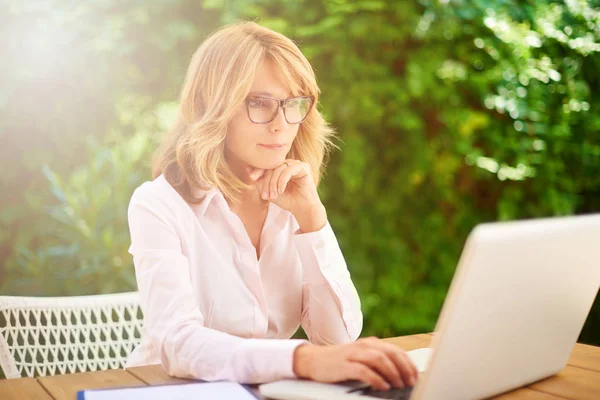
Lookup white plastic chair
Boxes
[0,292,143,378]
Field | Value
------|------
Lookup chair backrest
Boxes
[0,292,143,379]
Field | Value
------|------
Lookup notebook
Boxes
[77,381,258,400]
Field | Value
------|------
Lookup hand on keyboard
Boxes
[292,337,420,391]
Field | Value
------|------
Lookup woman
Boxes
[125,20,418,391]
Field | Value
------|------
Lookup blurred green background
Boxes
[0,0,598,347]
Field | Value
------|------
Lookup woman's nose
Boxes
[269,107,289,131]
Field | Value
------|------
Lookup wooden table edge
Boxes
[423,332,599,372]
[125,368,152,385]
[0,377,55,400]
[36,378,56,399]
[36,368,148,400]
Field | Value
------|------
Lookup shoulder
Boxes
[131,174,173,204]
[128,174,192,219]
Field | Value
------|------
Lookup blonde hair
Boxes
[152,20,337,204]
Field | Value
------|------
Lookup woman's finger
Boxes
[393,345,419,380]
[259,169,274,200]
[345,362,390,391]
[269,163,288,200]
[364,341,418,387]
[276,159,300,194]
[278,162,309,194]
[277,164,297,195]
[378,342,419,382]
[349,349,403,388]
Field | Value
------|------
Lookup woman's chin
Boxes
[251,158,286,170]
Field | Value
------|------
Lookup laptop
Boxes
[259,214,600,399]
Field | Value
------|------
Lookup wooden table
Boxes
[1,333,598,399]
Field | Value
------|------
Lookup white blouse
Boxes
[125,174,363,383]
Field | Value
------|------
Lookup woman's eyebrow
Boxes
[248,90,295,98]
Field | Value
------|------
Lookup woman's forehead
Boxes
[250,59,297,98]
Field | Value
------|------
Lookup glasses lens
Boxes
[284,97,312,123]
[247,96,313,124]
[247,97,279,123]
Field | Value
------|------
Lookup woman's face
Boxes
[225,58,300,179]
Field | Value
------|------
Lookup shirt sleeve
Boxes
[128,188,307,383]
[292,221,363,344]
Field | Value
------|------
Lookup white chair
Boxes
[0,292,143,378]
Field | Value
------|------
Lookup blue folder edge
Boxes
[76,380,260,399]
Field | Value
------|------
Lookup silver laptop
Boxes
[259,214,600,400]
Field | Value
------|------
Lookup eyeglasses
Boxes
[245,95,315,124]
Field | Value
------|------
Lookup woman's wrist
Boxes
[294,203,327,234]
[292,343,314,378]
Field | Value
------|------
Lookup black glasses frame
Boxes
[244,95,315,124]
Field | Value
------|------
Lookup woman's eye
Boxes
[248,99,263,107]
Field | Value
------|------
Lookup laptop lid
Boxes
[412,214,600,400]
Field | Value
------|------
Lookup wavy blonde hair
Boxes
[152,20,337,204]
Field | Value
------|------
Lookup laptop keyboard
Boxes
[357,386,413,399]
[336,380,413,400]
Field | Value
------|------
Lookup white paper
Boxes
[80,381,257,400]
[406,347,433,372]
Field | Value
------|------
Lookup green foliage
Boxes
[3,98,175,295]
[1,0,598,346]
[0,0,211,294]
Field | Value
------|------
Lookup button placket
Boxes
[237,247,269,336]
[242,248,257,268]
[254,307,268,337]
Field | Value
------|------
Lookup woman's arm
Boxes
[128,189,306,383]
[293,219,363,344]
[248,160,363,344]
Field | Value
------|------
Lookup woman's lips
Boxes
[259,144,286,150]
